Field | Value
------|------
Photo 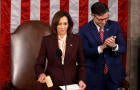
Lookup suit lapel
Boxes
[89,20,111,43]
[89,21,102,44]
[64,35,73,65]
[50,35,62,65]
[52,34,59,49]
[104,22,110,40]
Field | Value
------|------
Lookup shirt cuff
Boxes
[112,44,118,51]
[98,46,103,54]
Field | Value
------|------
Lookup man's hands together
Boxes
[100,36,117,50]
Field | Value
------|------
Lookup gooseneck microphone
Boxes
[56,48,67,90]
[56,48,62,62]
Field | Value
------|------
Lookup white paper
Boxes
[59,84,80,90]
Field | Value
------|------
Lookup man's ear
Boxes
[91,13,94,17]
[91,13,95,19]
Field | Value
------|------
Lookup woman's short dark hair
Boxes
[91,2,109,16]
[51,10,73,35]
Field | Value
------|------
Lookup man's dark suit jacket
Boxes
[79,20,126,89]
[35,34,85,89]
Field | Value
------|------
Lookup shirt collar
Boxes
[93,20,104,32]
[58,34,67,41]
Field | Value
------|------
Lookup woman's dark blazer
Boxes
[35,34,85,89]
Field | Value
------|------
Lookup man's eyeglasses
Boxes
[94,15,109,22]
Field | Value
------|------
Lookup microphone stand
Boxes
[56,49,67,90]
[62,64,67,90]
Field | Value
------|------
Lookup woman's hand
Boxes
[79,80,86,90]
[37,73,46,83]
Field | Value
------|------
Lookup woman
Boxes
[35,10,86,90]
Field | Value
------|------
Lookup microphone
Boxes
[56,48,62,62]
[56,48,67,90]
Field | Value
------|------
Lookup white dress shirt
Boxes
[58,34,67,64]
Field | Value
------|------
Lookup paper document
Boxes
[59,84,80,90]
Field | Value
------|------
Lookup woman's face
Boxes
[57,16,69,36]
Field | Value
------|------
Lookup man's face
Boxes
[92,12,109,28]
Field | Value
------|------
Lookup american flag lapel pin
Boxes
[70,44,72,47]
[106,28,109,32]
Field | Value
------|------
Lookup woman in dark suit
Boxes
[35,10,86,90]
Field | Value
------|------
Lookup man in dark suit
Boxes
[79,2,126,90]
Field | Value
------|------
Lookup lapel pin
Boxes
[106,28,109,32]
[70,44,72,46]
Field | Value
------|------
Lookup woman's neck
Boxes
[58,34,67,39]
[59,35,64,38]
